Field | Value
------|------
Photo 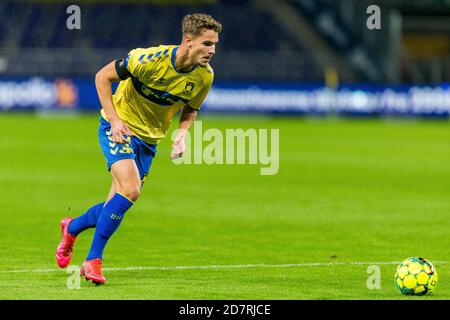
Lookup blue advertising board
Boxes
[0,77,449,117]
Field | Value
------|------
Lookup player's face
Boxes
[188,29,219,67]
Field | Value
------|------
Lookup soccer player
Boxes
[56,14,221,284]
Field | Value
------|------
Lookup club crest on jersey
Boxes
[183,82,195,94]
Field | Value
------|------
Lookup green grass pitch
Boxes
[0,112,448,299]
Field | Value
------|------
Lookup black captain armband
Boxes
[115,59,131,80]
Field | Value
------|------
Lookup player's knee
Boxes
[125,187,141,202]
[118,184,141,202]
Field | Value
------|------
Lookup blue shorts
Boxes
[98,117,157,184]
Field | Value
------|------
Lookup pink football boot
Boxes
[80,258,106,285]
[55,217,77,268]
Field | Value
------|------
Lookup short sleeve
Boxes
[187,77,213,111]
[124,48,155,79]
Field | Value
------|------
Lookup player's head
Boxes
[181,13,222,67]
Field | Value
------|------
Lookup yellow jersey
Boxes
[101,44,214,144]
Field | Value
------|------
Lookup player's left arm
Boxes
[171,75,213,159]
[171,105,197,159]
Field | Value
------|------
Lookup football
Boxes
[394,257,438,296]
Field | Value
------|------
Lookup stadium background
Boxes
[0,0,449,300]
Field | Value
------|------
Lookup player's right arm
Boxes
[95,60,133,144]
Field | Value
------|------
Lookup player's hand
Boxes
[110,118,133,144]
[171,129,187,159]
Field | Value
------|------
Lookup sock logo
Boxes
[110,213,123,221]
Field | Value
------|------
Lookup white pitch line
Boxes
[0,260,447,274]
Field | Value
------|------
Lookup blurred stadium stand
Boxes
[0,0,449,84]
[290,0,450,84]
[0,0,322,81]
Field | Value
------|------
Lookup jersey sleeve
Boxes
[187,75,213,111]
[124,48,155,80]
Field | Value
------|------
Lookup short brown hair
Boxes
[182,13,222,37]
